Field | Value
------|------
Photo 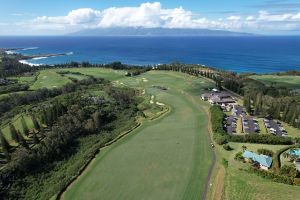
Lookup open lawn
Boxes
[26,68,126,90]
[62,73,87,80]
[8,74,37,85]
[250,75,300,89]
[63,71,215,200]
[57,68,126,81]
[30,70,71,90]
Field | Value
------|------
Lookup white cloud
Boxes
[12,2,300,35]
[227,16,241,21]
[246,16,255,21]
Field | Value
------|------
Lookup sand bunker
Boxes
[156,102,165,106]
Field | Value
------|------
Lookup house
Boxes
[201,93,212,101]
[242,150,272,170]
[201,90,236,106]
[208,92,236,105]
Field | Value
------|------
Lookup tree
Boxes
[30,114,40,131]
[254,93,263,115]
[93,111,101,130]
[84,119,96,133]
[0,130,11,159]
[21,116,29,136]
[244,95,251,114]
[32,131,39,144]
[9,123,19,143]
[17,131,29,149]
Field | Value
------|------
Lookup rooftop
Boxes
[243,150,272,168]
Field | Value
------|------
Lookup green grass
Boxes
[9,74,37,85]
[1,114,34,145]
[57,68,126,81]
[282,122,300,138]
[62,73,87,80]
[258,118,268,134]
[250,75,300,89]
[63,71,214,200]
[30,70,71,90]
[236,117,243,135]
[27,68,126,90]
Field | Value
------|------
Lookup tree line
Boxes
[0,79,140,198]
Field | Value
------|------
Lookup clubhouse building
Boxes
[243,150,272,170]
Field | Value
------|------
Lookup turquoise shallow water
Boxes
[0,36,300,73]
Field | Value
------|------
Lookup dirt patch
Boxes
[212,166,225,200]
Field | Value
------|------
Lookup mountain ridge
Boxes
[71,27,254,36]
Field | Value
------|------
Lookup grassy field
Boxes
[25,68,126,90]
[30,70,71,90]
[57,68,126,81]
[9,74,37,85]
[61,73,87,80]
[250,75,300,89]
[1,114,34,145]
[63,71,215,200]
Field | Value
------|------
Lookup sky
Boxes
[0,0,300,35]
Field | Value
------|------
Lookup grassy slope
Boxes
[30,70,71,90]
[63,71,214,200]
[250,75,300,89]
[1,114,34,145]
[57,68,126,81]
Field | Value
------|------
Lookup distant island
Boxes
[71,27,253,37]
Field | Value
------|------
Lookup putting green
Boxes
[63,71,214,200]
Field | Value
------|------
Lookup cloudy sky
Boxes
[1,0,300,35]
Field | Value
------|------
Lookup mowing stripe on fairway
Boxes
[63,71,213,200]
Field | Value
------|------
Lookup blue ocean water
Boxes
[0,36,300,73]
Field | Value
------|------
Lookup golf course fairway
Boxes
[63,71,214,200]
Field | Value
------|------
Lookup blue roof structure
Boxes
[242,150,272,168]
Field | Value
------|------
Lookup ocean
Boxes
[0,36,300,73]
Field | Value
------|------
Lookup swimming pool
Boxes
[289,149,300,156]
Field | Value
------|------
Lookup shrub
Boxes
[210,105,229,145]
[247,167,294,185]
[223,144,233,151]
[257,148,273,157]
[222,158,229,168]
[235,152,244,161]
[280,165,298,178]
[294,178,300,186]
[215,135,228,145]
[230,134,293,145]
[210,105,226,134]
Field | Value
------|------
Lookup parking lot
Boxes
[242,115,260,134]
[233,105,246,117]
[263,118,288,136]
[226,115,237,135]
